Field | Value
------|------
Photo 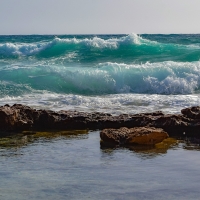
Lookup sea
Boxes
[1,34,200,199]
[1,33,200,114]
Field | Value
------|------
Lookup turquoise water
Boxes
[1,34,200,114]
[0,131,199,200]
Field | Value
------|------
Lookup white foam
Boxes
[53,33,150,49]
[0,92,200,115]
[0,41,50,56]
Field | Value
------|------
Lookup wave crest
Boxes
[0,33,155,57]
[1,34,200,64]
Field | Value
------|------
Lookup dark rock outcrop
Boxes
[0,104,200,138]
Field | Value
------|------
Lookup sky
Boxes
[0,0,200,35]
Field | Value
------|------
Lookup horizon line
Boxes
[0,33,200,36]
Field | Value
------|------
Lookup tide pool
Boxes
[0,131,199,200]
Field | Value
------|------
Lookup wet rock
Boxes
[100,127,168,146]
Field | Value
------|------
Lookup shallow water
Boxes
[0,131,200,200]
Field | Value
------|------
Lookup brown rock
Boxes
[0,104,200,138]
[100,127,169,146]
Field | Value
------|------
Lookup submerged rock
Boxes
[100,127,168,146]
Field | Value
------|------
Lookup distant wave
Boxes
[0,34,142,56]
[1,34,200,63]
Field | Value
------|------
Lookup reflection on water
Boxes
[101,138,178,159]
[0,130,88,149]
[0,131,200,200]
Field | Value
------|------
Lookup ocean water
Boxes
[1,34,200,199]
[1,34,200,114]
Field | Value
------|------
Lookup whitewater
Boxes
[1,33,200,114]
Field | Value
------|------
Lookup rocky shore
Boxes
[0,104,200,138]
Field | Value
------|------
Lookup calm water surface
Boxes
[0,131,200,200]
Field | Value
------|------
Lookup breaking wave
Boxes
[1,61,200,96]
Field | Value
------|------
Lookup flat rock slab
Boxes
[100,127,169,146]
